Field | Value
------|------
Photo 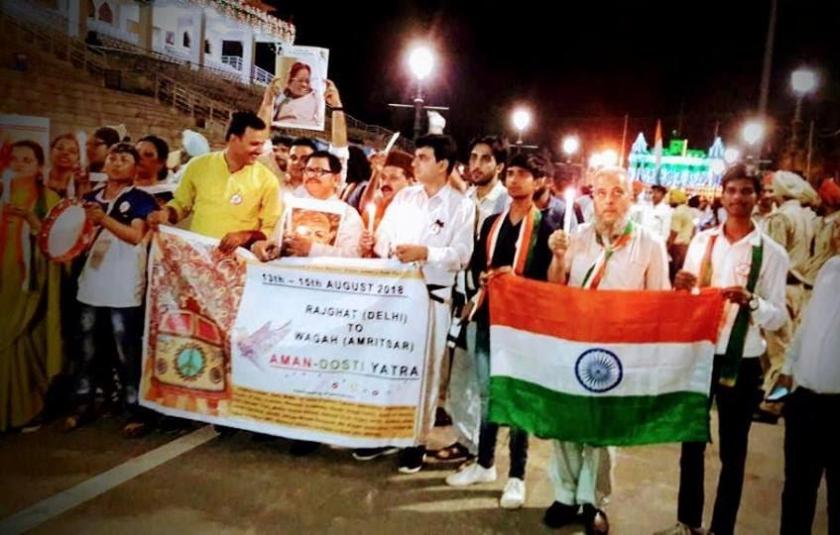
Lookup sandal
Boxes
[430,442,472,462]
[582,504,610,535]
[62,405,94,433]
[123,421,151,439]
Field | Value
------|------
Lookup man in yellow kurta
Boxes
[148,112,281,252]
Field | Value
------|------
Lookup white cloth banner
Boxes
[140,228,434,447]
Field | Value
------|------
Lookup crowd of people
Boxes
[1,78,838,535]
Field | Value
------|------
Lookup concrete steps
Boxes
[1,41,224,148]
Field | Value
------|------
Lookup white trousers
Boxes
[549,441,614,508]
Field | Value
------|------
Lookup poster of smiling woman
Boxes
[269,45,330,131]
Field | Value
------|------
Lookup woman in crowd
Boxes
[0,140,63,432]
[45,133,89,198]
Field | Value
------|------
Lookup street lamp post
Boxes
[388,44,448,141]
[408,46,433,140]
[512,108,532,149]
[741,119,765,168]
[790,68,817,170]
[562,135,580,163]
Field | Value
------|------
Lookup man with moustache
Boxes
[147,112,281,255]
[358,149,414,256]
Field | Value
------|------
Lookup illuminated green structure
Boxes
[628,134,726,188]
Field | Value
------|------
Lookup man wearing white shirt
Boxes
[778,254,840,535]
[371,134,475,473]
[545,167,670,534]
[466,136,510,230]
[252,150,363,261]
[640,184,673,243]
[660,164,789,535]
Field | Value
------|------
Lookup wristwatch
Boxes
[748,294,760,312]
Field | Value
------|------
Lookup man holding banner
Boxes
[365,134,475,473]
[544,167,670,533]
[252,150,363,261]
[146,112,281,254]
[659,164,789,535]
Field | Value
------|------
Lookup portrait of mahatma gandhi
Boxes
[291,208,340,246]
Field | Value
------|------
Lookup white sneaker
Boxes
[445,462,497,487]
[499,477,526,509]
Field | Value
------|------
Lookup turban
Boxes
[800,181,819,206]
[772,171,808,201]
[819,179,840,206]
[669,189,687,205]
[182,130,210,157]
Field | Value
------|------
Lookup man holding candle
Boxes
[252,150,363,260]
[444,152,553,509]
[358,150,414,256]
[353,134,474,473]
[545,166,670,533]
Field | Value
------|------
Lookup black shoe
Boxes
[543,501,579,529]
[752,408,780,424]
[289,440,320,456]
[397,446,426,473]
[213,424,238,438]
[352,446,399,461]
[581,504,610,535]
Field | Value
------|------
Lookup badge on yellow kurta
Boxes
[230,193,243,205]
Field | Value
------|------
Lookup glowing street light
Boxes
[789,68,818,171]
[601,149,618,167]
[398,44,439,140]
[791,68,817,96]
[741,120,765,147]
[511,108,532,145]
[723,147,741,164]
[562,135,580,158]
[407,45,435,81]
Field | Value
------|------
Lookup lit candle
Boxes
[366,203,376,234]
[563,187,576,233]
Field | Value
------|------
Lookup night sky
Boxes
[269,0,839,164]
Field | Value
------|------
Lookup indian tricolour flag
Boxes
[487,275,725,447]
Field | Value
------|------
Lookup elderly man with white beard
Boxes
[544,167,670,534]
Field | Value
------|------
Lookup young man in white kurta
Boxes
[373,134,474,473]
[661,165,789,535]
[545,167,670,531]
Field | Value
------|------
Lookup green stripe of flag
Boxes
[489,376,710,447]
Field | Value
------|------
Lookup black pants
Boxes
[781,388,840,535]
[477,421,528,479]
[677,357,763,535]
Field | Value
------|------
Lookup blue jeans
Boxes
[72,304,143,412]
[474,322,528,479]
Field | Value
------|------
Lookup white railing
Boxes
[251,64,273,86]
[220,54,243,71]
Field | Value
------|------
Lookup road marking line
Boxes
[0,425,217,534]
